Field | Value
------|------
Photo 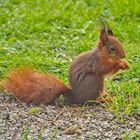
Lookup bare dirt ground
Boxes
[0,92,140,140]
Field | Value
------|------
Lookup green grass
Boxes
[123,130,140,140]
[0,0,140,118]
[29,107,40,114]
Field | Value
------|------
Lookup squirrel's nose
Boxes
[121,52,126,58]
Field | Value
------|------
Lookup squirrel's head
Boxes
[98,25,126,60]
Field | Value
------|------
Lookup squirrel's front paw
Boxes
[119,60,129,70]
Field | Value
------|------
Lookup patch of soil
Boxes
[0,92,140,140]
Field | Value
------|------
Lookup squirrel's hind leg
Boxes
[96,92,112,103]
[100,92,107,97]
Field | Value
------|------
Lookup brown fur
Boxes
[2,68,70,105]
[67,29,129,104]
[2,27,129,105]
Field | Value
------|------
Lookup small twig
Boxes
[52,110,64,122]
[13,95,28,109]
[34,114,49,122]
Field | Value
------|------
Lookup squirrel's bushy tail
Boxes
[2,68,70,105]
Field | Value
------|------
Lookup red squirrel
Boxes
[2,25,129,105]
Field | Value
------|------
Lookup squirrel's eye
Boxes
[109,46,115,52]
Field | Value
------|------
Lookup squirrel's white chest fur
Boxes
[104,70,121,79]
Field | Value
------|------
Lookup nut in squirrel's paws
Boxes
[119,60,129,70]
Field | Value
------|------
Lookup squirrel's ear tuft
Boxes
[100,29,108,45]
[99,21,114,45]
[101,21,114,36]
[105,21,114,36]
[107,29,114,36]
